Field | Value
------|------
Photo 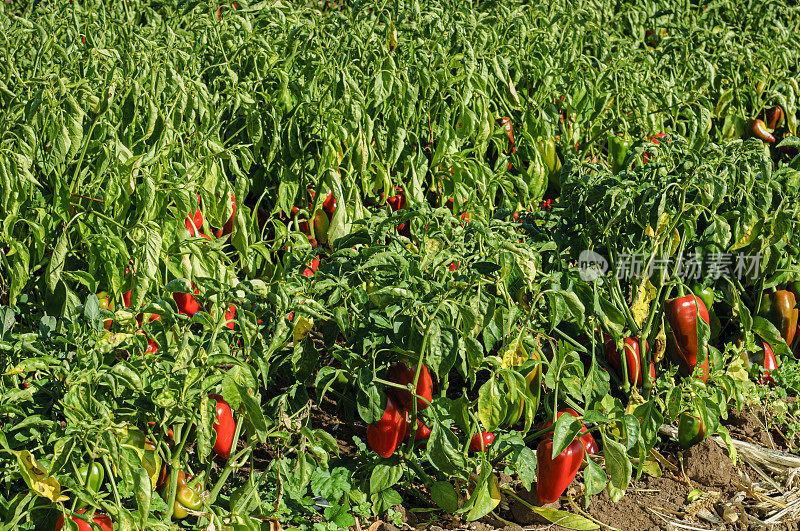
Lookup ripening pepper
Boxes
[665,294,710,382]
[540,409,598,455]
[677,412,705,449]
[758,290,798,346]
[163,471,204,520]
[78,461,104,493]
[607,134,631,173]
[366,394,408,458]
[765,106,784,130]
[742,339,777,385]
[750,119,775,143]
[536,138,562,176]
[387,363,433,411]
[209,394,236,460]
[536,437,584,503]
[96,291,114,330]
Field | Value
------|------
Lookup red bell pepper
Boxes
[665,294,710,382]
[55,509,113,531]
[209,394,236,460]
[536,437,584,504]
[224,304,235,330]
[468,431,495,452]
[302,258,320,277]
[540,409,598,455]
[387,363,433,411]
[367,394,407,458]
[173,285,202,316]
[603,336,655,387]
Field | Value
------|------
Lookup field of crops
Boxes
[3,0,800,529]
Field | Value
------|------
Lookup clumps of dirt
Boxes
[682,437,739,493]
[725,404,798,453]
[559,474,692,531]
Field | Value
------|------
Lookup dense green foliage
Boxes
[2,0,800,529]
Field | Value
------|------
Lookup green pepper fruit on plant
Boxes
[77,461,104,493]
[758,290,798,346]
[540,409,598,455]
[536,436,584,503]
[387,362,433,411]
[366,394,408,458]
[691,283,721,340]
[677,412,706,449]
[209,394,236,460]
[468,431,495,452]
[55,508,113,531]
[504,356,541,426]
[162,471,204,520]
[607,133,631,173]
[665,294,710,382]
[603,336,655,388]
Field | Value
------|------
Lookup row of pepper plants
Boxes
[1,0,800,529]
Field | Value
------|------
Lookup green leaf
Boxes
[477,377,505,432]
[431,481,459,514]
[601,434,632,496]
[46,230,69,293]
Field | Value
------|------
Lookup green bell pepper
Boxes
[607,134,631,173]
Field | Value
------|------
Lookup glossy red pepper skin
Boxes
[367,394,407,458]
[209,394,236,460]
[55,509,114,531]
[744,339,777,385]
[173,286,202,316]
[759,290,798,346]
[387,363,433,411]
[223,304,236,330]
[536,437,584,504]
[469,431,495,452]
[540,409,598,455]
[604,337,655,387]
[665,294,710,382]
[302,258,320,277]
[415,421,431,442]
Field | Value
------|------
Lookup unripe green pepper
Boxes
[78,461,104,493]
[607,134,631,173]
[691,283,715,310]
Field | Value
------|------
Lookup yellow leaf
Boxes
[387,21,398,52]
[293,315,314,343]
[631,279,657,329]
[500,338,528,369]
[13,451,68,502]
